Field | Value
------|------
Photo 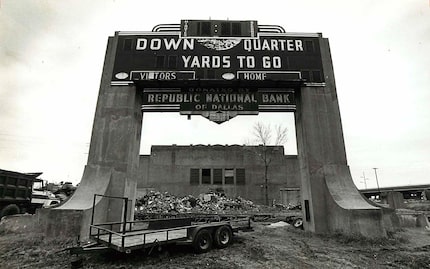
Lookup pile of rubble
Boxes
[135,191,258,215]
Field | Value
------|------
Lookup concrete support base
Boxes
[38,36,142,240]
[323,165,386,237]
[295,38,389,238]
[39,164,136,240]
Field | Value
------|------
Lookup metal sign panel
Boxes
[142,88,295,113]
[111,20,319,123]
[112,31,324,85]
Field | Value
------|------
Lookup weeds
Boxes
[324,229,409,246]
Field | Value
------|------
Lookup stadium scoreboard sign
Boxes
[110,20,325,122]
[112,20,324,85]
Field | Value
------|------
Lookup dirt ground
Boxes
[1,217,430,269]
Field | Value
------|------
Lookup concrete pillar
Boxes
[295,38,387,237]
[39,36,143,240]
[386,191,405,209]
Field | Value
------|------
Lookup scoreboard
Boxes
[111,20,324,86]
[109,20,325,123]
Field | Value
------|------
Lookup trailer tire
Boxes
[214,225,232,248]
[193,229,213,253]
[0,204,20,218]
[293,218,303,229]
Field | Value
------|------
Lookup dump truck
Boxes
[0,169,60,218]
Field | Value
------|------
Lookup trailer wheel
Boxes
[193,229,213,253]
[293,218,303,229]
[0,204,20,218]
[214,226,232,248]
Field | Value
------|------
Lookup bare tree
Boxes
[246,122,288,205]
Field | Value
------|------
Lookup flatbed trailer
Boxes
[71,195,253,255]
[90,215,251,253]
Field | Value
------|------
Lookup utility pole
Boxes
[373,167,380,193]
[360,172,369,189]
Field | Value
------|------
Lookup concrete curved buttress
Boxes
[38,35,142,240]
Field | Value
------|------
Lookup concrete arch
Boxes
[39,27,389,240]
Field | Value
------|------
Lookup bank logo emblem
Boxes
[196,39,241,51]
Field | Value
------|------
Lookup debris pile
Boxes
[135,191,257,215]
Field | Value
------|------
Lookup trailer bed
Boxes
[76,195,252,254]
[90,217,251,253]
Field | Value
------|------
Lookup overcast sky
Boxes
[0,0,429,189]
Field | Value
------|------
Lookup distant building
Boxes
[138,145,300,205]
